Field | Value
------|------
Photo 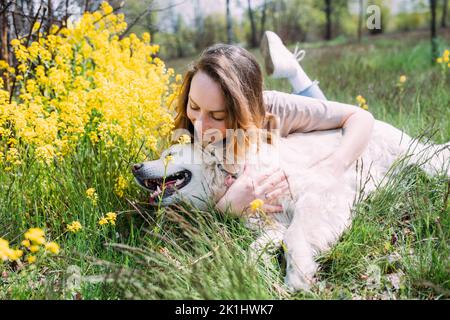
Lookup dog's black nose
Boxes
[132,163,143,172]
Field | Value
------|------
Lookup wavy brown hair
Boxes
[173,44,275,162]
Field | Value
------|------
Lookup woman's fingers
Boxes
[255,171,288,196]
[265,184,290,202]
[253,166,280,184]
[260,169,287,190]
[262,203,284,213]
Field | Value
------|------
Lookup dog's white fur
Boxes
[133,120,450,291]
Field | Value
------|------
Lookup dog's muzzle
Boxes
[132,162,192,203]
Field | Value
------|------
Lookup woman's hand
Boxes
[216,164,291,216]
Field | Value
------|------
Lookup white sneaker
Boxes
[260,31,306,79]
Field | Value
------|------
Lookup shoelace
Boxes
[293,43,306,62]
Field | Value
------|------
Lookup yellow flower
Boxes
[27,255,36,264]
[361,104,369,110]
[101,1,113,15]
[98,217,108,225]
[44,242,60,254]
[436,57,443,64]
[67,221,82,233]
[86,188,96,198]
[0,5,177,174]
[250,199,264,212]
[356,95,366,105]
[106,212,117,224]
[21,239,31,248]
[0,238,12,261]
[29,245,40,253]
[114,175,128,198]
[86,187,98,205]
[10,39,21,47]
[163,154,173,166]
[24,228,45,245]
[9,249,23,261]
[399,75,407,83]
[177,134,191,144]
[142,32,151,43]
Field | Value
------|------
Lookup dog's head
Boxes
[132,143,241,209]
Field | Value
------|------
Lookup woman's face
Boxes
[187,71,227,142]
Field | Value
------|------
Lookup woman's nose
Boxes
[194,117,210,133]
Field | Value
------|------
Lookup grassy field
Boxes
[1,30,449,299]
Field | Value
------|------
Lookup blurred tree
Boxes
[247,0,258,47]
[430,0,438,62]
[226,0,234,43]
[358,0,364,42]
[324,0,332,40]
[442,0,448,27]
[259,0,268,41]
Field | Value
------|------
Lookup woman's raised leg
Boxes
[260,31,327,101]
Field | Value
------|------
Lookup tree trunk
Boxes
[442,0,448,28]
[47,0,53,33]
[259,0,268,42]
[357,0,363,42]
[430,0,438,63]
[324,0,332,40]
[247,0,258,47]
[0,0,10,91]
[226,0,233,44]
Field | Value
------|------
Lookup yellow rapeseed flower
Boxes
[27,255,36,264]
[67,221,82,233]
[24,228,45,245]
[106,212,117,225]
[9,249,23,261]
[10,39,21,47]
[29,245,40,253]
[98,217,108,226]
[21,239,31,248]
[86,187,98,205]
[0,238,11,261]
[101,1,113,15]
[250,199,264,212]
[163,154,173,166]
[114,175,127,198]
[177,134,191,144]
[1,5,177,173]
[356,95,366,105]
[436,57,443,64]
[44,242,60,254]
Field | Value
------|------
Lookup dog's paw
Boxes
[284,268,316,293]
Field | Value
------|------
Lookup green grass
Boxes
[1,31,449,299]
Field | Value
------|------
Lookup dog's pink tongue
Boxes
[165,180,176,187]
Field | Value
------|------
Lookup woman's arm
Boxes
[264,90,375,173]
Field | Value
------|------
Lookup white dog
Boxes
[132,120,450,291]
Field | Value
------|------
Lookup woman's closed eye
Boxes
[189,101,225,121]
[210,112,226,121]
[189,102,200,111]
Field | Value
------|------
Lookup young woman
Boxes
[173,31,375,215]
